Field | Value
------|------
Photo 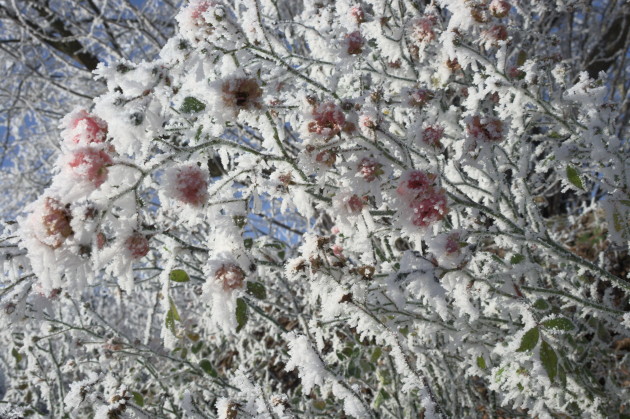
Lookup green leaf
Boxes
[180,96,206,113]
[532,299,549,311]
[246,281,266,299]
[542,317,575,332]
[165,297,181,334]
[11,347,22,364]
[517,327,539,352]
[371,347,382,363]
[169,269,190,283]
[373,389,390,408]
[312,400,326,410]
[510,253,525,264]
[243,238,253,249]
[169,298,180,321]
[236,298,248,332]
[476,356,487,369]
[566,165,584,190]
[191,341,203,354]
[495,367,505,383]
[132,391,145,407]
[199,359,218,377]
[516,50,527,66]
[540,340,558,381]
[558,365,567,388]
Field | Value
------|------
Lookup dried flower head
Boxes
[221,77,263,111]
[126,233,150,259]
[489,0,511,18]
[40,197,73,248]
[215,263,245,291]
[344,31,365,55]
[168,164,209,206]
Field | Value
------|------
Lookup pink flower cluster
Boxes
[466,115,504,142]
[421,125,445,148]
[63,110,113,187]
[397,170,448,227]
[306,102,347,139]
[184,0,214,27]
[357,157,384,182]
[410,16,438,44]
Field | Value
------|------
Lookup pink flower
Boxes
[489,0,510,18]
[410,16,437,44]
[444,232,462,254]
[126,233,150,259]
[313,148,337,167]
[349,5,366,24]
[397,170,438,199]
[346,195,365,213]
[40,197,73,248]
[344,31,365,55]
[185,0,214,27]
[359,114,378,130]
[466,115,504,142]
[170,165,209,206]
[410,193,448,227]
[215,263,245,291]
[421,125,444,148]
[357,157,383,182]
[307,102,346,139]
[332,244,344,257]
[68,110,108,144]
[68,148,113,187]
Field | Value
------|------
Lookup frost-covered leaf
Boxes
[542,317,575,332]
[371,347,382,363]
[566,165,584,190]
[532,299,549,311]
[540,340,558,381]
[236,298,248,332]
[199,359,218,377]
[11,348,22,364]
[165,297,180,334]
[246,281,266,299]
[517,328,539,352]
[476,356,487,369]
[132,392,144,407]
[180,96,206,113]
